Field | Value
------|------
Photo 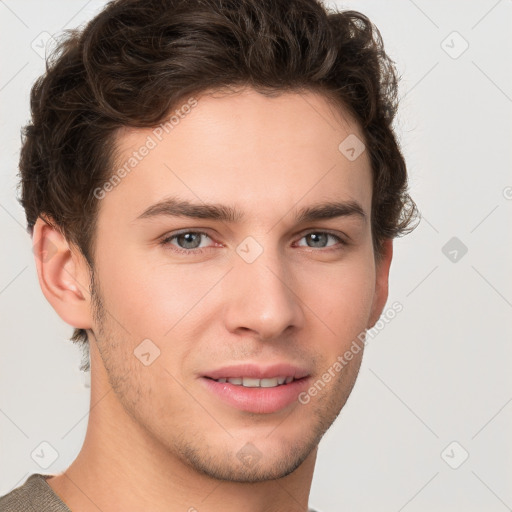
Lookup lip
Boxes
[200,363,311,414]
[202,363,310,380]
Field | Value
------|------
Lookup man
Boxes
[0,0,417,510]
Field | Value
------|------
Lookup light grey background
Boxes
[1,1,511,510]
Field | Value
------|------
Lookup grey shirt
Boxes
[0,473,321,511]
[0,473,71,511]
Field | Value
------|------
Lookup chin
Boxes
[172,422,324,483]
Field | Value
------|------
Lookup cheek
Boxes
[96,247,227,349]
[311,256,376,345]
[94,246,171,339]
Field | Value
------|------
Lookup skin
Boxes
[32,87,392,512]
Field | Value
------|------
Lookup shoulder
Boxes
[0,473,70,512]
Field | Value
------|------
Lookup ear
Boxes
[367,238,393,328]
[32,216,93,330]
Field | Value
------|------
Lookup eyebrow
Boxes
[135,196,367,224]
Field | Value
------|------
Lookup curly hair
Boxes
[17,0,418,371]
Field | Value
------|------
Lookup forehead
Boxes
[99,88,372,228]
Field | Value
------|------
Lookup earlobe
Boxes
[367,238,393,328]
[32,216,93,330]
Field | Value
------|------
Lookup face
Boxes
[85,87,389,482]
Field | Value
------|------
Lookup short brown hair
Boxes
[17,0,418,370]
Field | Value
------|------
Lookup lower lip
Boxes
[201,377,311,414]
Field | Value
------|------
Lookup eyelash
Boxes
[159,230,347,255]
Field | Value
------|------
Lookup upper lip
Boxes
[202,363,310,380]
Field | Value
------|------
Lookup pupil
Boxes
[181,233,200,249]
[309,233,327,247]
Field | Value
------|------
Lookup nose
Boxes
[222,247,305,341]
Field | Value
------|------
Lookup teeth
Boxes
[215,376,294,388]
[260,377,279,388]
[242,377,260,387]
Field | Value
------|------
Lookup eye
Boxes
[295,231,346,251]
[160,230,214,255]
[159,230,347,255]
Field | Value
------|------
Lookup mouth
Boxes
[206,376,297,388]
[200,363,311,414]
